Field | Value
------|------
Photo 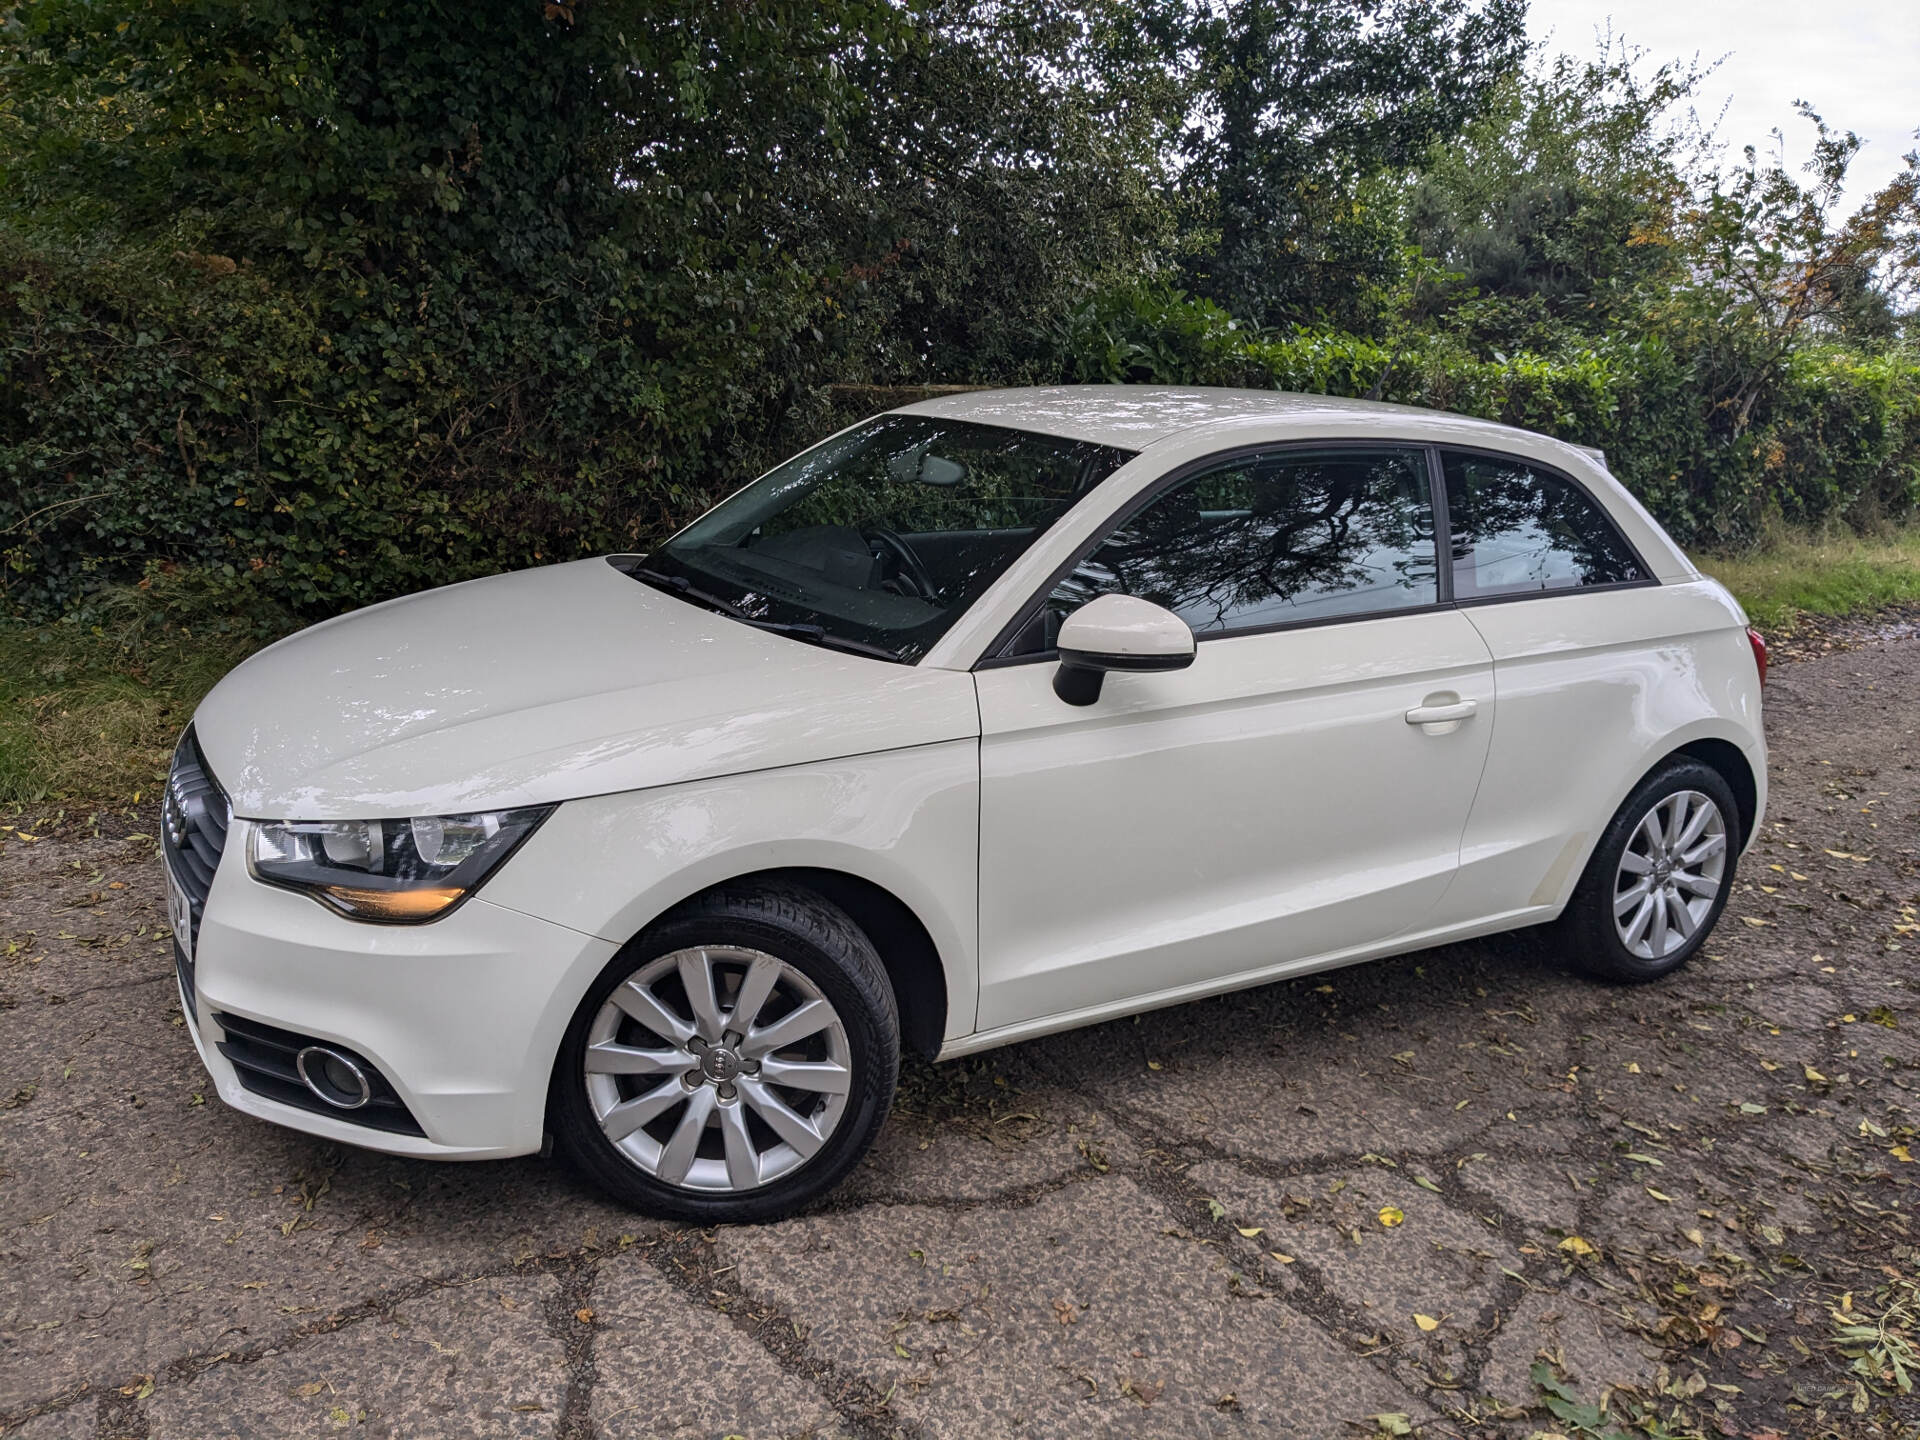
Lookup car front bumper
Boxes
[182,821,619,1159]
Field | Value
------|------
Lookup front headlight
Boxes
[246,807,553,923]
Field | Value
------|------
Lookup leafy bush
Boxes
[1052,282,1920,545]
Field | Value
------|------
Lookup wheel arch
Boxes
[1540,723,1764,920]
[645,866,950,1061]
[1672,736,1759,851]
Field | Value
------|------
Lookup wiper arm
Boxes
[743,621,902,663]
[632,565,902,663]
[631,566,757,621]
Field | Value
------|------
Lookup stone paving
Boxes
[3,632,1918,1439]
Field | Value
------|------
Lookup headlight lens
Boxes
[247,806,552,922]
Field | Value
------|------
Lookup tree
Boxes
[1405,41,1716,350]
[1677,105,1920,431]
[1168,0,1528,329]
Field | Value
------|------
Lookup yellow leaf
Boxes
[1647,1187,1672,1203]
[1414,1313,1439,1331]
[1558,1235,1596,1256]
[1269,1251,1295,1264]
[1892,1145,1915,1163]
[1740,916,1772,927]
[1624,1062,1641,1073]
[1147,1060,1162,1070]
[1377,1206,1404,1228]
[1236,1226,1263,1238]
[1803,1064,1827,1083]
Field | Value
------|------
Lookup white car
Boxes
[165,387,1767,1220]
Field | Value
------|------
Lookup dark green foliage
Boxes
[1,2,1915,620]
[1172,0,1529,327]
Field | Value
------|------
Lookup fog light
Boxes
[295,1045,373,1110]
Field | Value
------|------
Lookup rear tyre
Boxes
[551,883,899,1223]
[1558,758,1740,983]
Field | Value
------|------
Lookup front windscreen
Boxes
[629,415,1133,663]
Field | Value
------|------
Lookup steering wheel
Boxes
[864,528,938,600]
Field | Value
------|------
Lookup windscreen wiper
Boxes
[632,566,902,663]
[747,622,902,662]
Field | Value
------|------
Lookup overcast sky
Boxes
[1525,0,1919,200]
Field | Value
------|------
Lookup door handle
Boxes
[1405,698,1478,727]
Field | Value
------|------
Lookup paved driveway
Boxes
[3,633,1917,1439]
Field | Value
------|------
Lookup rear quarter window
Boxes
[1441,451,1647,600]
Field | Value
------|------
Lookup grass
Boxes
[0,598,271,814]
[3,524,1917,811]
[1699,525,1920,632]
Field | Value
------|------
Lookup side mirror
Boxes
[1052,594,1196,706]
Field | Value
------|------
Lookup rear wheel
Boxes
[551,883,899,1222]
[1559,758,1740,983]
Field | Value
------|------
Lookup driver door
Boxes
[972,445,1496,1031]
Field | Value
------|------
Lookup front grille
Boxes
[162,728,230,949]
[163,728,230,1022]
[214,1012,427,1137]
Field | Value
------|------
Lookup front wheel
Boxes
[1558,758,1740,983]
[550,883,899,1223]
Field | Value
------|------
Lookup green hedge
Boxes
[5,259,1917,623]
[1058,283,1920,546]
[0,233,839,621]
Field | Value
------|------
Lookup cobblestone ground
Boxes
[3,633,1917,1440]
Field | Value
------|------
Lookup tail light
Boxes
[1746,627,1768,687]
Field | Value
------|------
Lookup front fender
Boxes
[477,739,980,1046]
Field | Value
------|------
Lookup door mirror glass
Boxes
[1053,594,1195,705]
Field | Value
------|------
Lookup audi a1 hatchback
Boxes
[164,387,1767,1220]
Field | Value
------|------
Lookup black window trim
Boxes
[973,437,1659,670]
[976,438,1446,667]
[1435,442,1658,611]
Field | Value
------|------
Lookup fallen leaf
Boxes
[574,1308,594,1325]
[1269,1251,1296,1264]
[1558,1235,1596,1256]
[1892,1145,1915,1163]
[1377,1206,1405,1228]
[1369,1414,1413,1437]
[1803,1064,1828,1083]
[1236,1226,1263,1238]
[1414,1313,1439,1331]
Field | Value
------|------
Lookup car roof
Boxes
[892,384,1561,454]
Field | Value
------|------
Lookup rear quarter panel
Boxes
[1441,579,1766,925]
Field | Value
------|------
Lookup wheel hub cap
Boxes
[1612,789,1727,962]
[582,945,852,1194]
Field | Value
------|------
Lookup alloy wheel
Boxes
[1612,789,1727,961]
[583,945,852,1193]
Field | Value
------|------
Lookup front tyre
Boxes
[551,883,899,1223]
[1559,758,1740,983]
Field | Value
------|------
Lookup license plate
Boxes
[165,860,195,966]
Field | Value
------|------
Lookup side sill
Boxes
[935,905,1558,1061]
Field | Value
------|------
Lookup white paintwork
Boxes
[1055,593,1196,662]
[182,386,1766,1162]
[974,609,1495,1028]
[195,557,976,819]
